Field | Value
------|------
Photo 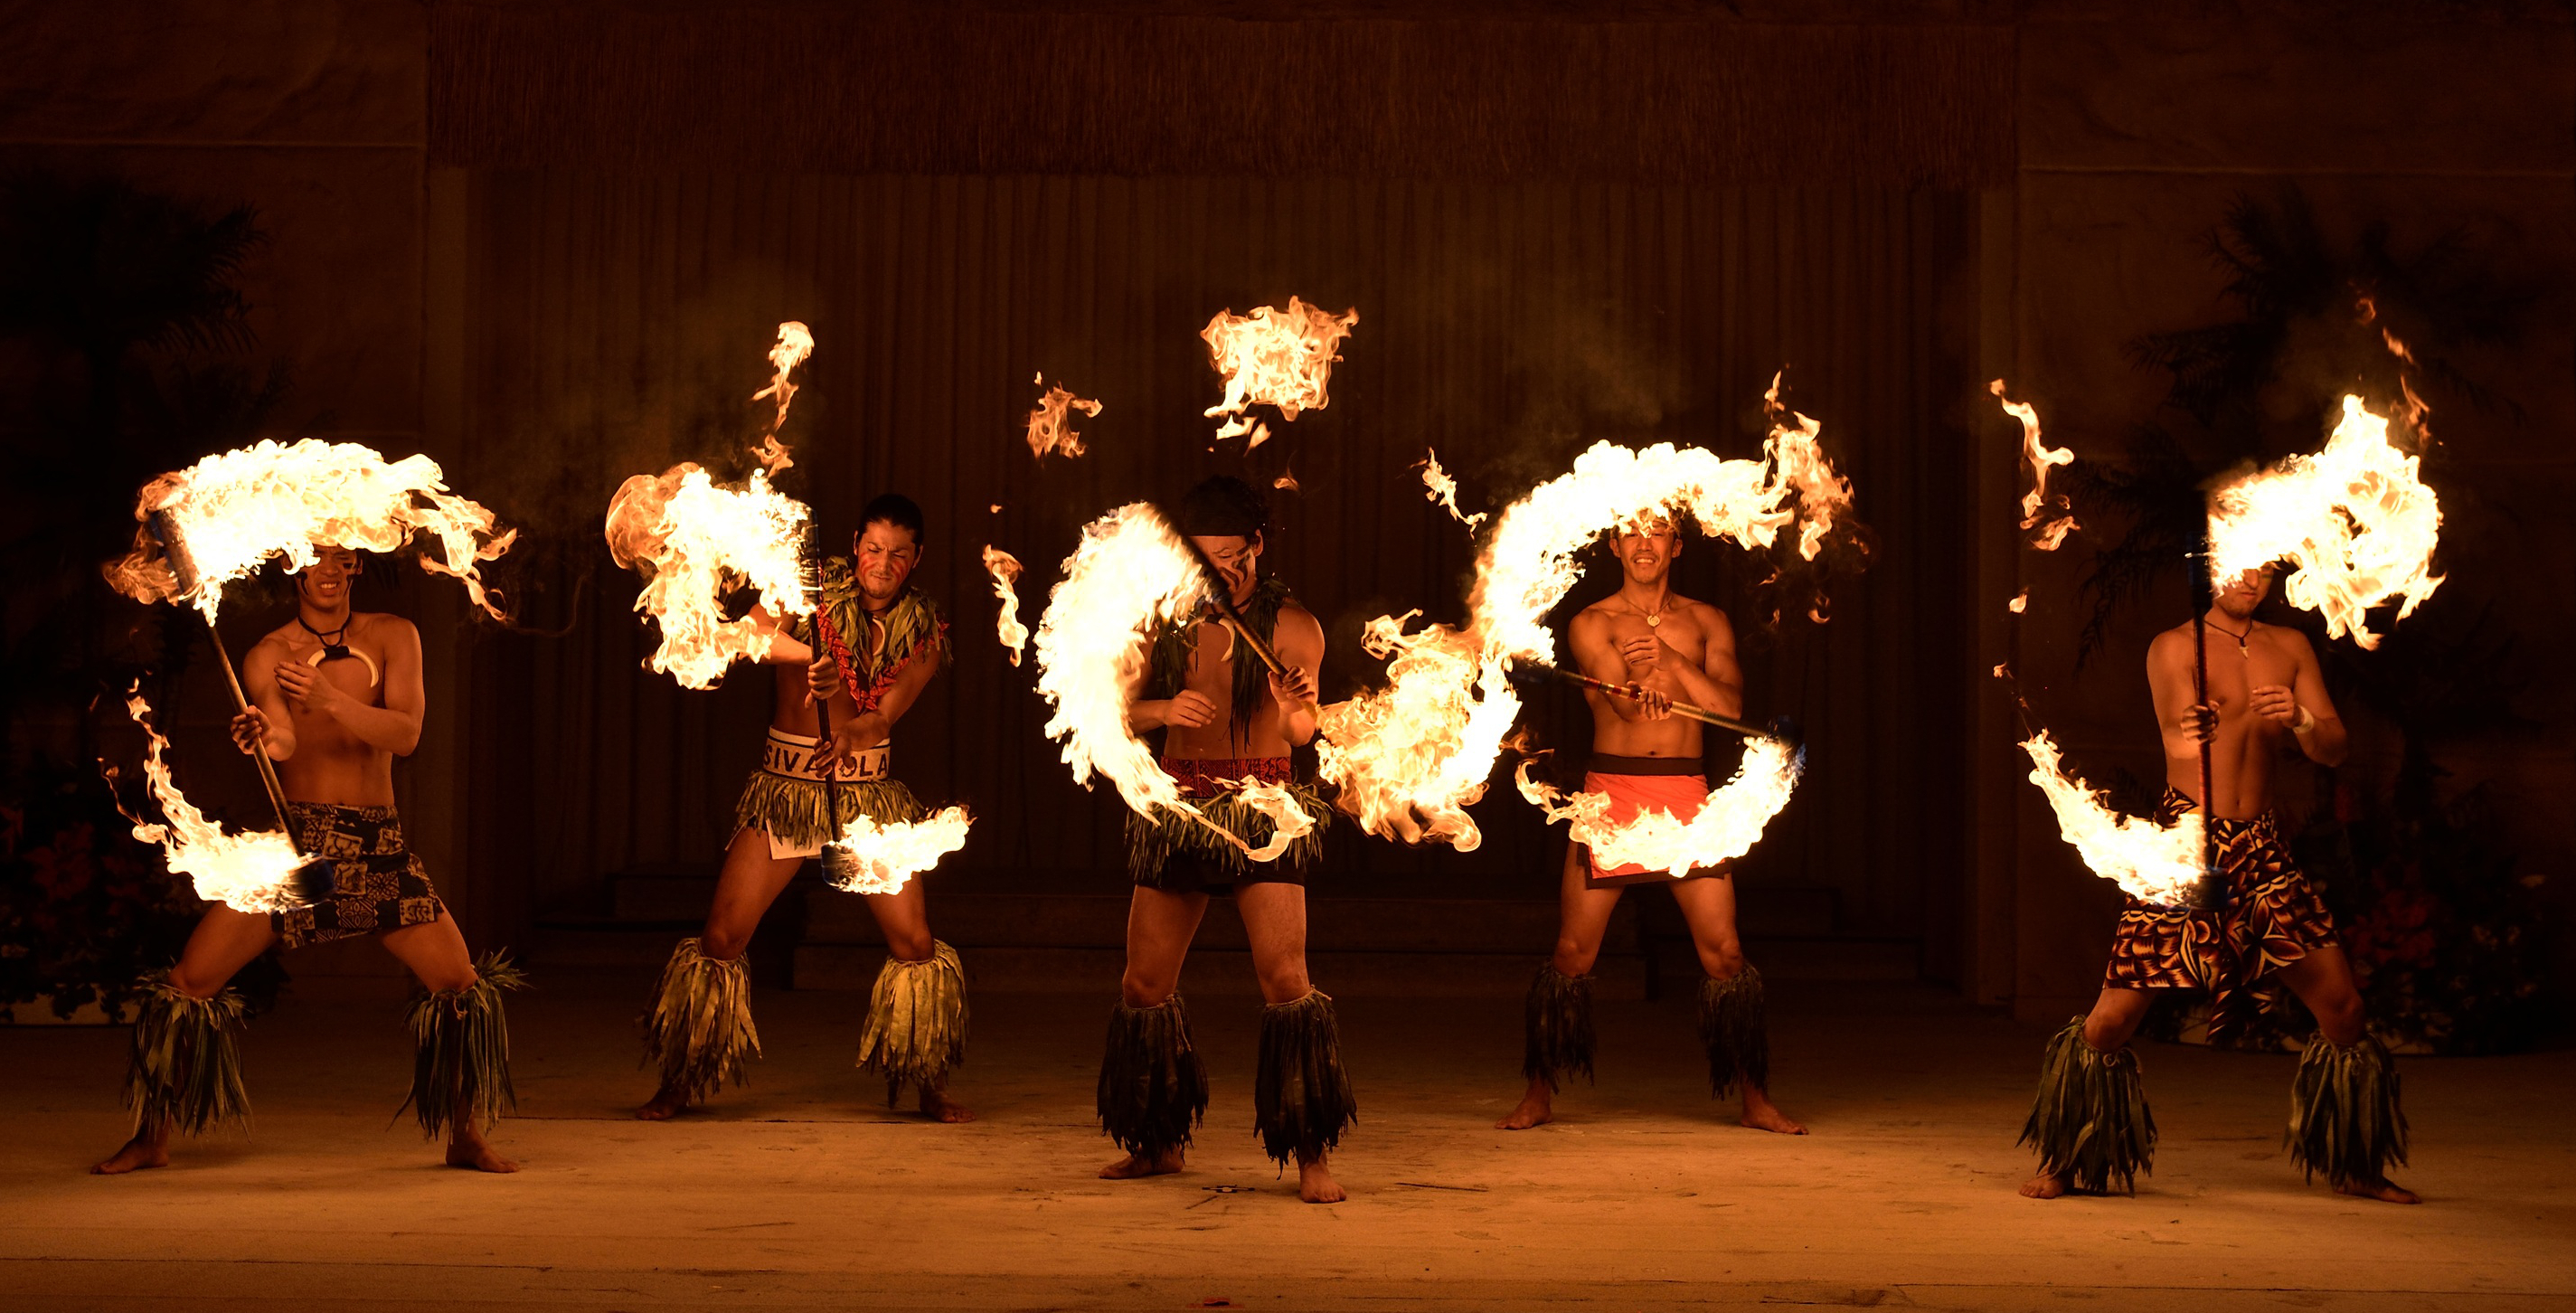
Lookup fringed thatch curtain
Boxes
[451,173,1977,964]
[429,8,2014,186]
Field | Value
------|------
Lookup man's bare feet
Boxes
[1099,1148,1185,1180]
[1739,1092,1807,1135]
[90,1130,169,1176]
[1297,1155,1345,1204]
[445,1127,520,1174]
[2338,1177,2420,1204]
[1496,1083,1554,1130]
[634,1083,689,1121]
[2018,1171,2069,1199]
[918,1085,976,1124]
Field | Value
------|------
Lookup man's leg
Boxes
[2019,987,2155,1198]
[1238,881,1352,1204]
[2277,947,2417,1204]
[1669,873,1804,1134]
[1100,883,1210,1179]
[92,906,277,1174]
[381,912,523,1173]
[1500,842,1624,1130]
[638,827,804,1119]
[859,881,972,1122]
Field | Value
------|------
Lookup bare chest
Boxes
[1600,611,1709,667]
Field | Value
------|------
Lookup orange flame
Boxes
[2020,731,2205,904]
[1322,414,1851,860]
[605,463,811,689]
[106,439,515,621]
[110,689,312,913]
[1025,373,1105,460]
[1031,503,1314,855]
[825,805,975,895]
[749,321,815,475]
[1274,464,1299,494]
[1420,449,1486,529]
[1202,297,1358,447]
[2205,395,2441,649]
[982,545,1029,666]
[1764,375,1856,562]
[1513,740,1802,878]
[2008,590,2027,614]
[1991,380,2077,551]
[1314,614,1515,849]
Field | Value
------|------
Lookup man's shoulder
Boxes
[352,611,418,640]
[2146,624,2197,667]
[1680,596,1729,627]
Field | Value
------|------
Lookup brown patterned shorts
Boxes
[2101,788,2338,1042]
[269,803,447,950]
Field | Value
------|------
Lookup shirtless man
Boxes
[2019,565,2415,1203]
[1500,518,1804,1136]
[95,545,522,1175]
[1097,476,1352,1204]
[637,494,970,1123]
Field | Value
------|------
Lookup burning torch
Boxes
[144,512,334,897]
[1505,656,1798,746]
[797,543,870,891]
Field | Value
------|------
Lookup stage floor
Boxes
[4,970,2570,1311]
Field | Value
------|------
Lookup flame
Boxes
[1031,503,1312,854]
[2020,731,2206,905]
[983,545,1029,666]
[110,689,311,914]
[1202,297,1358,445]
[106,439,515,621]
[2008,590,2027,614]
[1025,373,1104,460]
[1314,614,1516,848]
[2205,395,2441,649]
[1420,449,1486,529]
[1991,380,2077,551]
[1513,739,1804,879]
[1274,464,1299,494]
[1763,377,1855,562]
[1321,415,1852,855]
[605,463,811,689]
[1226,778,1319,861]
[749,321,815,475]
[824,806,974,895]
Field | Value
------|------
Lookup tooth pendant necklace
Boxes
[2203,617,2252,657]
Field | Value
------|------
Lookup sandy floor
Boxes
[4,969,2569,1311]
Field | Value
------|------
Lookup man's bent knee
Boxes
[165,964,229,1000]
[2081,1013,2134,1053]
[2311,988,2367,1044]
[1550,940,1600,978]
[1698,941,1748,980]
[699,923,752,962]
[1120,970,1176,1009]
[1256,962,1313,1006]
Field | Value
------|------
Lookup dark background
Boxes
[3,1,2568,1023]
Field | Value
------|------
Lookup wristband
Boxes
[2291,705,2317,735]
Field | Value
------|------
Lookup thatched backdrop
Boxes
[428,6,2015,185]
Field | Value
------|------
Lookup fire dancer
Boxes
[93,546,524,1175]
[1499,518,1804,1136]
[1099,476,1352,1204]
[2020,565,2414,1204]
[637,495,970,1122]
